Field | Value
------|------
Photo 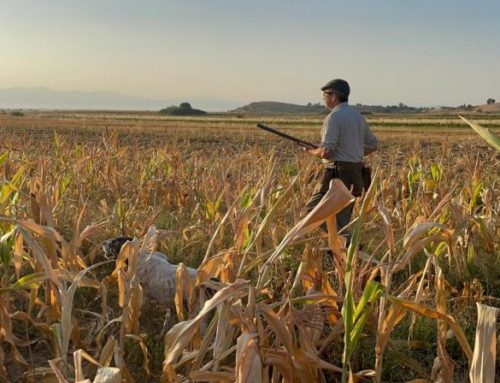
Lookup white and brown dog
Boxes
[103,237,218,308]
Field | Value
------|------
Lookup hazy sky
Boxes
[1,0,499,107]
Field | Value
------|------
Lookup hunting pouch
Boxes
[362,166,372,192]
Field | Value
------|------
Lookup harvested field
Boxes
[0,111,499,382]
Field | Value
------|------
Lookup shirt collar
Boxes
[333,102,349,112]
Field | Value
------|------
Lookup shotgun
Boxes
[256,124,318,149]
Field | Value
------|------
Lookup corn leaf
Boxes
[469,303,499,383]
[236,331,262,383]
[459,115,500,151]
[258,179,354,288]
[388,296,472,361]
[0,272,48,294]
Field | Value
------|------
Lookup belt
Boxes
[334,161,363,168]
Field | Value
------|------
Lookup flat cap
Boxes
[321,79,350,96]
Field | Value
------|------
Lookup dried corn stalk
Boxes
[469,303,499,383]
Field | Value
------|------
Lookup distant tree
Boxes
[487,98,496,104]
[159,103,207,116]
[307,102,313,107]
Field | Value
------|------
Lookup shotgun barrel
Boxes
[256,123,318,149]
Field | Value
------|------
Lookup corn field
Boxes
[0,112,499,382]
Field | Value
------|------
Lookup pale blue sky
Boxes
[1,0,499,108]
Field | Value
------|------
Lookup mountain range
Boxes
[1,87,497,114]
[0,87,239,112]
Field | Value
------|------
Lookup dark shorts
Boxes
[306,162,364,231]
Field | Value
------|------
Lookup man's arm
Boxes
[363,120,378,156]
[364,146,377,156]
[305,146,335,159]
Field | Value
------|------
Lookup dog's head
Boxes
[102,237,133,259]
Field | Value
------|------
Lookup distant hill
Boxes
[353,103,429,114]
[435,102,500,114]
[231,101,327,115]
[231,101,429,115]
[475,102,500,113]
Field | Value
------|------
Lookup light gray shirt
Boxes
[321,102,378,166]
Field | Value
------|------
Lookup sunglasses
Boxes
[323,91,333,97]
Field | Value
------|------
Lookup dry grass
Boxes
[0,111,499,382]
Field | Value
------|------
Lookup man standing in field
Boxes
[305,79,378,242]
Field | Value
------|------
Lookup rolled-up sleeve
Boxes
[322,114,340,150]
[364,121,378,149]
